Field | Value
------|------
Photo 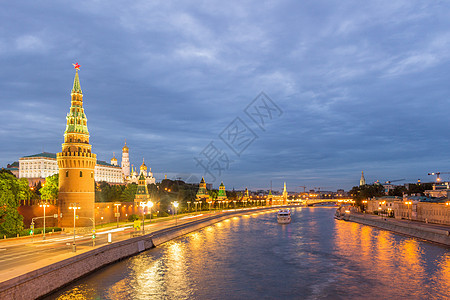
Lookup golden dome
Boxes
[111,157,117,162]
[122,141,129,153]
[140,158,147,171]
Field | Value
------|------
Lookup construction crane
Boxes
[298,186,306,193]
[428,172,450,182]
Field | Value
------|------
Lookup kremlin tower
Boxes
[57,63,96,230]
[217,182,227,201]
[196,177,210,201]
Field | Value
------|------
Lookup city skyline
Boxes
[2,2,450,190]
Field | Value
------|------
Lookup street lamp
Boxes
[69,203,80,252]
[187,201,191,212]
[173,201,179,225]
[39,202,50,240]
[114,203,121,228]
[148,201,154,224]
[140,201,151,234]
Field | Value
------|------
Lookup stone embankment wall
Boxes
[347,213,450,246]
[0,207,279,300]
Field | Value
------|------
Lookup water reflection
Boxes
[52,208,449,300]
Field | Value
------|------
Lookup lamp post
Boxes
[140,201,147,234]
[148,201,154,224]
[233,200,236,210]
[187,201,191,212]
[39,202,50,240]
[69,203,80,252]
[173,201,179,225]
[114,203,121,228]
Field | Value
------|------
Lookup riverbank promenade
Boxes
[0,206,283,299]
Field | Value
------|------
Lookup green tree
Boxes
[407,183,433,195]
[121,183,138,202]
[0,173,28,236]
[388,185,407,197]
[350,184,385,208]
[40,174,59,203]
[208,189,218,201]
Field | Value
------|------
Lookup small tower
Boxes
[134,173,150,204]
[121,140,130,177]
[282,182,288,205]
[196,177,209,200]
[111,152,118,166]
[217,181,227,201]
[242,187,249,202]
[57,63,97,230]
[360,171,366,186]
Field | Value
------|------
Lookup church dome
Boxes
[122,141,129,153]
[140,158,147,171]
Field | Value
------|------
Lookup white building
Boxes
[19,152,124,184]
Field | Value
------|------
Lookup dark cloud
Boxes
[1,1,450,191]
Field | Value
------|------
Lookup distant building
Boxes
[5,161,19,177]
[365,196,450,225]
[360,170,366,186]
[424,183,450,198]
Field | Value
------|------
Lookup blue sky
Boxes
[1,1,450,191]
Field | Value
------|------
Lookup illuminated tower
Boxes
[217,181,227,201]
[360,170,366,186]
[121,140,130,177]
[57,63,97,230]
[196,177,209,200]
[282,182,288,204]
[134,173,150,204]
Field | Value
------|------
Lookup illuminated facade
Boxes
[57,65,97,229]
[19,153,123,184]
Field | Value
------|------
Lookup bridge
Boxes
[290,198,354,206]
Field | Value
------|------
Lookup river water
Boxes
[48,207,449,299]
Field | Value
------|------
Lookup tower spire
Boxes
[360,170,366,186]
[72,63,82,93]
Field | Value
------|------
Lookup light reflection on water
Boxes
[50,208,449,300]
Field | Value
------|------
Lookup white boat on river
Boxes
[277,209,291,224]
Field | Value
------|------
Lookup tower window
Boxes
[91,172,94,178]
[66,171,69,177]
[80,171,83,177]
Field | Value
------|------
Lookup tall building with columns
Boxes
[57,64,96,229]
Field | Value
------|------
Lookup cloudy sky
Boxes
[1,1,450,191]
